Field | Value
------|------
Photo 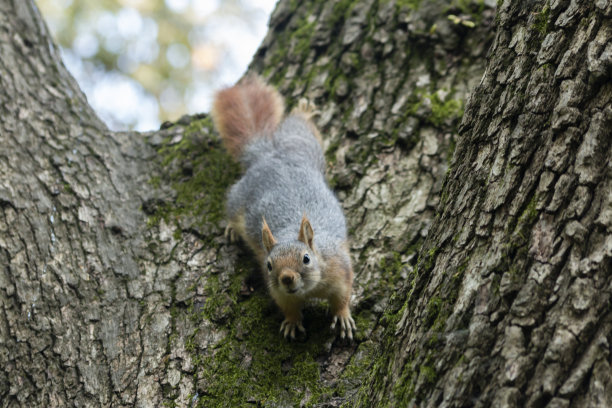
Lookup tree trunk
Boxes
[362,1,612,407]
[1,0,609,408]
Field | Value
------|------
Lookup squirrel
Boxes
[212,75,356,340]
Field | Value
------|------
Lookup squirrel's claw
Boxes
[280,319,306,339]
[292,98,320,119]
[331,315,356,340]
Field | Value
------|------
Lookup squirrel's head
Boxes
[261,215,321,296]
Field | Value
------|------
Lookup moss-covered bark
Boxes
[361,1,612,407]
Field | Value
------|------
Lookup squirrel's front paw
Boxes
[331,314,356,340]
[280,319,306,340]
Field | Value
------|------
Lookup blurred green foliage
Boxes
[37,0,276,130]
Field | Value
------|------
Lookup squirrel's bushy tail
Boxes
[212,75,285,159]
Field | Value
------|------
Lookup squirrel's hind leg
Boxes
[225,180,249,244]
[225,209,267,264]
[224,224,239,243]
[290,98,323,148]
[225,211,246,244]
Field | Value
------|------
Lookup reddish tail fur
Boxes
[211,75,285,159]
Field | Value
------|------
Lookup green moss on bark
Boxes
[191,295,333,406]
[394,0,423,10]
[532,2,550,34]
[147,117,240,237]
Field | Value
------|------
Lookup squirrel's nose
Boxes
[281,275,293,286]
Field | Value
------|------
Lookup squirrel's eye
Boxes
[303,254,310,265]
[267,261,272,271]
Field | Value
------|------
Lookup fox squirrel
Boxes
[212,75,356,340]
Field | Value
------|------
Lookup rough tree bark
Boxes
[362,1,612,407]
[0,0,609,408]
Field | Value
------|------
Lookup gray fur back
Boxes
[226,115,346,253]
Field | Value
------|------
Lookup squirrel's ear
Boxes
[262,217,277,253]
[298,214,314,250]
